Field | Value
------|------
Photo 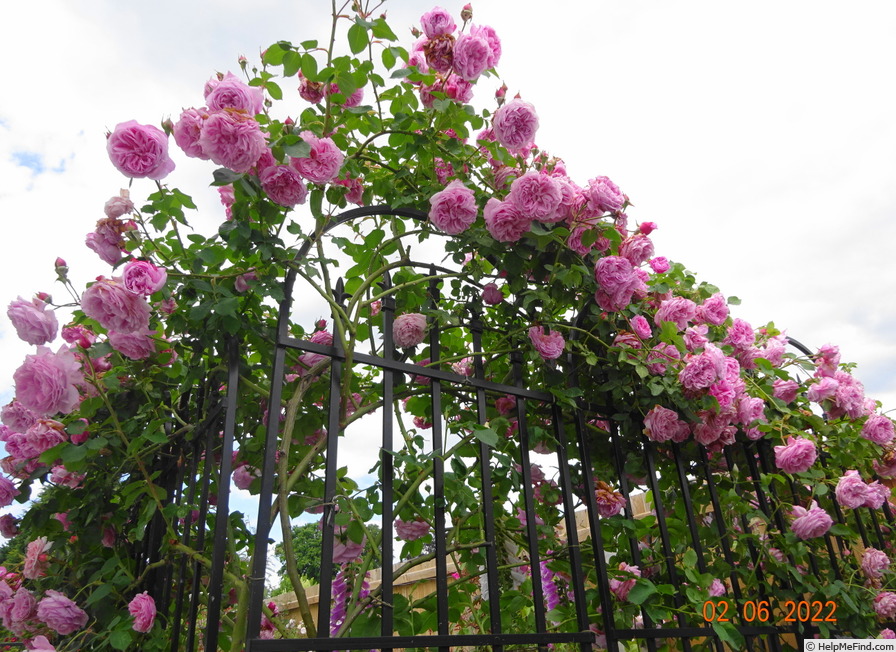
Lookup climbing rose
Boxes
[291,131,344,184]
[108,328,157,360]
[2,400,38,432]
[508,172,561,221]
[774,436,817,474]
[594,256,641,311]
[205,71,264,115]
[452,33,490,81]
[643,405,689,443]
[122,260,167,296]
[23,537,51,579]
[13,346,82,416]
[36,590,88,635]
[260,165,308,207]
[709,579,726,597]
[0,515,19,538]
[81,278,151,334]
[492,99,539,151]
[619,234,654,267]
[7,297,58,346]
[875,592,896,619]
[483,198,530,242]
[198,111,268,174]
[649,257,670,274]
[609,563,641,601]
[631,315,652,340]
[395,518,430,541]
[790,502,832,539]
[862,548,890,579]
[428,181,477,235]
[586,176,624,214]
[106,120,175,180]
[883,629,896,640]
[173,107,210,159]
[420,6,456,38]
[232,464,260,491]
[393,313,427,348]
[482,283,503,305]
[128,591,156,633]
[678,345,726,392]
[27,636,55,652]
[772,379,800,404]
[863,414,895,446]
[470,24,501,68]
[654,297,697,331]
[528,326,564,360]
[0,475,18,508]
[698,293,729,325]
[104,194,134,219]
[836,470,869,509]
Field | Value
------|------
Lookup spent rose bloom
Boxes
[393,313,427,349]
[128,591,156,633]
[0,515,19,539]
[492,99,539,151]
[291,131,344,184]
[863,415,895,446]
[108,328,157,360]
[790,501,832,539]
[508,172,561,221]
[205,72,264,115]
[429,181,478,235]
[81,278,151,334]
[862,548,891,579]
[484,198,530,242]
[643,405,689,443]
[14,346,83,416]
[23,537,51,580]
[836,470,869,509]
[528,326,565,360]
[7,297,58,346]
[199,111,268,174]
[104,194,134,219]
[36,590,88,635]
[0,475,18,508]
[395,518,430,541]
[106,120,175,180]
[122,260,167,296]
[774,436,817,474]
[2,400,38,432]
[482,283,503,305]
[260,165,308,207]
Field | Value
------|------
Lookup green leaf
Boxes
[85,583,114,606]
[265,81,283,100]
[382,48,396,69]
[262,42,290,66]
[683,549,697,567]
[348,23,369,54]
[61,444,87,464]
[301,54,319,81]
[109,629,133,651]
[282,50,302,77]
[212,168,242,186]
[283,140,311,159]
[627,578,657,605]
[472,425,499,448]
[391,68,412,79]
[711,620,745,650]
[371,18,398,41]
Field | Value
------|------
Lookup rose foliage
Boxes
[0,3,894,650]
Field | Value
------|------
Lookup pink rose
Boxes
[85,231,124,266]
[173,107,211,159]
[298,73,325,103]
[7,297,58,346]
[0,515,19,539]
[291,131,344,184]
[586,176,624,214]
[773,436,817,474]
[709,579,726,597]
[484,198,530,242]
[470,24,501,68]
[619,235,655,267]
[199,111,268,174]
[649,257,670,274]
[528,326,565,360]
[23,537,51,580]
[103,195,134,219]
[260,165,308,207]
[772,379,800,404]
[50,465,85,489]
[643,405,689,443]
[395,518,430,541]
[0,475,18,508]
[697,293,729,325]
[122,260,167,296]
[452,33,490,81]
[874,592,896,619]
[724,318,755,349]
[594,256,641,311]
[678,345,726,392]
[595,482,625,518]
[108,328,157,360]
[205,72,264,115]
[881,629,896,639]
[106,120,175,180]
[482,283,503,305]
[128,591,156,633]
[863,415,895,446]
[393,313,427,349]
[232,464,260,491]
[24,419,67,458]
[81,278,151,334]
[492,99,539,151]
[835,470,869,509]
[609,563,641,601]
[36,590,88,635]
[27,636,55,652]
[631,315,652,339]
[429,181,478,235]
[863,482,890,509]
[862,548,890,579]
[332,525,366,564]
[14,346,83,416]
[420,7,456,38]
[2,400,38,432]
[815,343,841,377]
[508,172,561,221]
[325,82,364,108]
[790,501,832,539]
[654,297,697,331]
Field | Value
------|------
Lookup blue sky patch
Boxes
[12,151,46,175]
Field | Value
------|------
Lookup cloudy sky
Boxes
[1,1,895,528]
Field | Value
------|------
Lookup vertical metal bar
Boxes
[170,430,202,652]
[380,274,396,643]
[469,310,503,648]
[206,338,240,652]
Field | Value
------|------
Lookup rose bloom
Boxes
[128,591,157,633]
[420,6,456,38]
[646,343,680,375]
[470,24,501,68]
[609,563,641,601]
[7,297,58,346]
[0,514,19,538]
[1,400,38,432]
[259,165,308,208]
[528,326,565,361]
[697,293,729,325]
[393,313,427,349]
[173,107,211,159]
[863,414,895,446]
[654,297,697,331]
[104,194,134,219]
[298,73,325,103]
[81,278,151,334]
[772,379,800,404]
[619,235,655,267]
[508,172,562,221]
[0,474,18,508]
[37,590,88,635]
[875,592,896,619]
[452,33,491,81]
[594,256,641,311]
[23,536,51,579]
[836,470,869,509]
[27,636,55,652]
[649,256,670,274]
[709,579,726,597]
[643,405,689,443]
[862,548,891,579]
[586,176,624,214]
[24,419,67,457]
[630,315,652,340]
[773,436,817,473]
[882,629,896,640]
[50,465,85,490]
[862,482,890,510]
[232,464,260,491]
[108,328,157,360]
[332,529,366,565]
[492,98,539,151]
[595,481,626,518]
[395,518,430,541]
[13,346,82,416]
[205,71,264,115]
[482,283,503,305]
[428,181,478,235]
[106,120,175,180]
[484,198,530,242]
[291,131,344,184]
[678,345,726,392]
[199,111,268,174]
[122,260,167,296]
[790,501,832,539]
